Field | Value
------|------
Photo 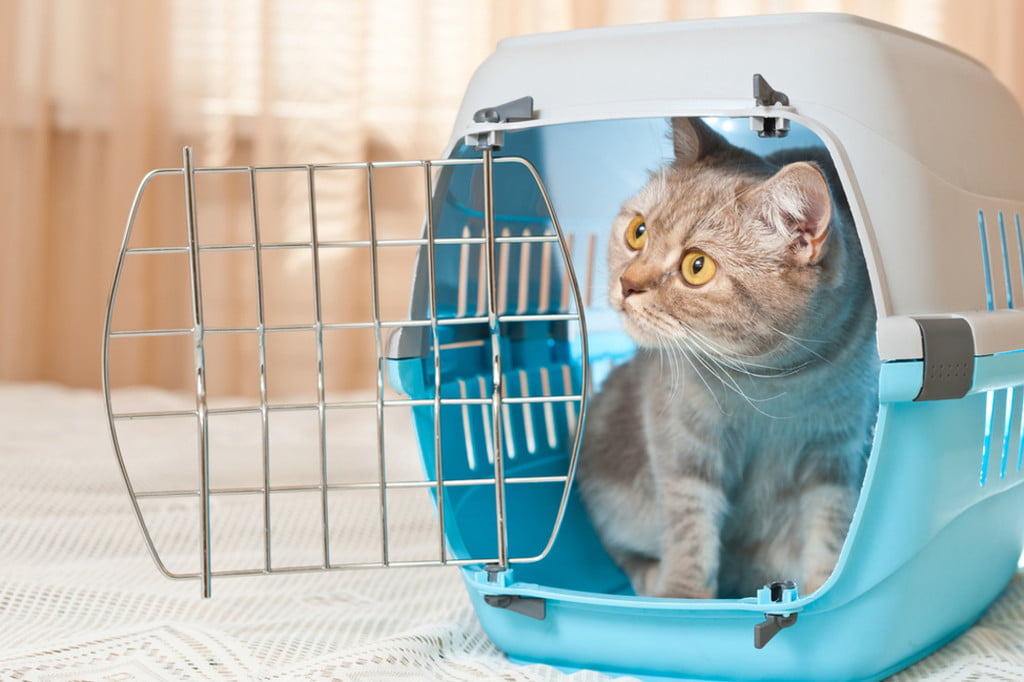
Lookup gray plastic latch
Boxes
[913,317,975,401]
[466,96,535,150]
[483,594,547,621]
[385,325,427,361]
[751,74,789,138]
[473,96,535,124]
[754,612,798,649]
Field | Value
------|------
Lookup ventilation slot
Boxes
[980,386,1024,486]
[998,213,1015,309]
[978,210,1024,311]
[976,210,1024,486]
[979,211,995,311]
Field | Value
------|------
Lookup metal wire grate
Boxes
[102,147,589,596]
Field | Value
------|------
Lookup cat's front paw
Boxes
[801,565,834,595]
[654,573,717,599]
[627,559,662,597]
[628,555,717,598]
[655,583,717,599]
[799,482,854,595]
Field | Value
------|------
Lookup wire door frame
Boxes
[102,147,590,597]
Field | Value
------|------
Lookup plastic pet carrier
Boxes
[104,13,1024,681]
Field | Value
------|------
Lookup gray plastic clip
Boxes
[754,580,799,649]
[483,594,547,621]
[754,612,798,649]
[751,74,789,138]
[467,96,535,150]
[485,563,504,583]
[473,96,535,124]
[753,73,790,107]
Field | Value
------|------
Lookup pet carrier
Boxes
[104,13,1024,681]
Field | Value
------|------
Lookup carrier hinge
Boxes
[466,96,536,151]
[754,580,799,649]
[480,563,546,620]
[751,74,790,138]
[483,594,547,621]
[912,317,975,401]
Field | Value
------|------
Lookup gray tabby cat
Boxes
[577,118,879,599]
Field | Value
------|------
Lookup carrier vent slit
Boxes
[584,234,596,308]
[502,401,517,460]
[562,364,578,437]
[538,241,552,311]
[1017,385,1024,473]
[498,227,511,313]
[982,390,995,486]
[560,233,574,312]
[998,212,1014,308]
[1000,387,1014,479]
[979,211,995,311]
[519,371,538,454]
[978,209,1024,311]
[476,236,487,316]
[459,379,476,470]
[1016,214,1024,306]
[539,367,558,450]
[478,375,495,465]
[457,225,470,317]
[517,230,531,314]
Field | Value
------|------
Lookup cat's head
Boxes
[607,118,834,362]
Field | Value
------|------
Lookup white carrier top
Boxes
[449,13,1024,359]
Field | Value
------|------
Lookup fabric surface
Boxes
[2,382,1024,681]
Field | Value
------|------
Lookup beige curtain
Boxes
[2,0,1022,398]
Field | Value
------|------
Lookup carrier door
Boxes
[102,147,589,597]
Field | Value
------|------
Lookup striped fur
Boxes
[577,119,879,599]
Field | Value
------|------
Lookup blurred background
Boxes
[2,0,1022,398]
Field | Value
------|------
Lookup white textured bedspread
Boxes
[1,382,1023,681]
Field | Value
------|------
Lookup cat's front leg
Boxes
[654,476,727,599]
[799,482,856,594]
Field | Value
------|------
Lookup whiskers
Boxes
[625,299,828,421]
[679,332,789,419]
[655,316,805,419]
[768,324,832,365]
[657,330,726,416]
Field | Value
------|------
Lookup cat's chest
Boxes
[636,348,872,463]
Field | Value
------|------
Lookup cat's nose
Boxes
[620,276,647,299]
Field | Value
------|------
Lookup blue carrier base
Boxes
[388,341,1024,680]
[390,339,1024,680]
[462,478,1023,681]
[448,352,1024,680]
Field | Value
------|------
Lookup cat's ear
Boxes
[751,162,832,265]
[672,118,725,166]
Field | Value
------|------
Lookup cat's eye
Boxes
[625,215,647,250]
[681,249,716,286]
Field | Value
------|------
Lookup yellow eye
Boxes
[625,215,647,250]
[681,250,716,286]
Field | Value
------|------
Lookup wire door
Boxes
[102,147,589,597]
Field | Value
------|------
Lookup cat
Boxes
[576,118,879,600]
